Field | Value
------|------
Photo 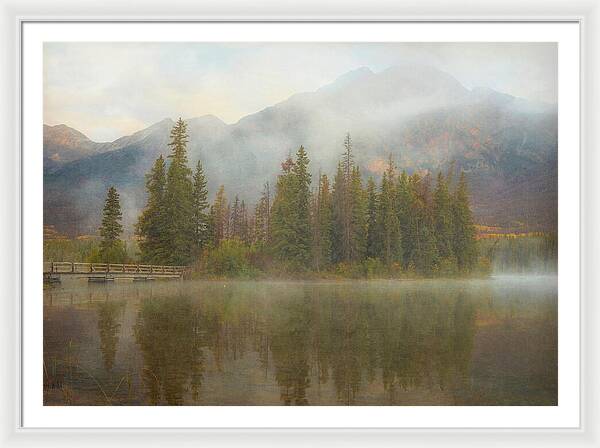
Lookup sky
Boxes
[44,42,557,142]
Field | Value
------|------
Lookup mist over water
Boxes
[43,277,557,406]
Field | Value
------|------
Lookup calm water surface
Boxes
[43,277,557,406]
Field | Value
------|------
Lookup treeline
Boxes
[86,119,480,277]
[479,233,557,273]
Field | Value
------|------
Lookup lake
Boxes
[43,277,557,406]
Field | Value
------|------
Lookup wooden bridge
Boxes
[43,261,189,282]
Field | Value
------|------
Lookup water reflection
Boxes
[43,278,558,406]
[96,300,125,372]
[134,296,204,405]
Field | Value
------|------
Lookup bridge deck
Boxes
[43,262,188,279]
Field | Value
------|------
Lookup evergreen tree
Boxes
[271,147,312,266]
[209,185,228,247]
[452,171,478,271]
[331,162,346,263]
[291,146,312,265]
[192,160,210,254]
[349,166,367,262]
[254,182,271,245]
[136,155,168,263]
[231,195,241,240]
[365,177,379,259]
[239,200,250,244]
[98,186,126,263]
[409,173,439,274]
[432,172,455,262]
[396,170,413,267]
[341,134,354,261]
[378,157,402,266]
[164,118,194,265]
[312,174,333,271]
[271,156,299,262]
[332,134,366,263]
[224,203,232,239]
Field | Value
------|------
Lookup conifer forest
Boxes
[124,119,482,278]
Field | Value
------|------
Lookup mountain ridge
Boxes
[43,65,558,236]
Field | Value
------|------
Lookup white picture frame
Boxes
[1,0,599,446]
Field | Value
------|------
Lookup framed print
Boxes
[1,1,599,446]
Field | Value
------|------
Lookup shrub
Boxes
[87,240,129,264]
[197,239,260,279]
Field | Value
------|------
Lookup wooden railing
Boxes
[43,262,188,276]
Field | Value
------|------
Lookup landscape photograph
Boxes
[42,42,558,406]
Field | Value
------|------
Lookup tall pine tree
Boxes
[331,162,346,263]
[332,134,366,263]
[208,185,228,247]
[192,160,210,254]
[396,170,413,268]
[271,156,299,262]
[254,182,271,245]
[365,177,379,259]
[410,173,439,274]
[312,173,333,271]
[452,171,478,271]
[164,118,194,265]
[271,147,312,266]
[98,186,126,263]
[291,146,312,265]
[432,172,455,263]
[136,155,168,263]
[349,166,367,262]
[378,156,402,266]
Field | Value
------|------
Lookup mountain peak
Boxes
[44,123,94,143]
[319,66,374,93]
[186,114,227,126]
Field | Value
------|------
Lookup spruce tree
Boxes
[271,147,312,266]
[136,155,167,263]
[231,195,241,240]
[396,170,412,267]
[291,146,312,265]
[350,166,367,262]
[341,134,354,261]
[312,174,333,271]
[98,186,126,263]
[331,162,346,263]
[164,118,194,265]
[209,185,228,247]
[452,171,478,271]
[239,200,250,244]
[409,173,439,274]
[332,134,365,263]
[254,182,271,245]
[271,156,299,263]
[432,172,455,263]
[192,160,210,254]
[365,177,379,259]
[378,157,402,266]
[253,201,264,245]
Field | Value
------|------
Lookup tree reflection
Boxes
[134,296,204,405]
[269,295,311,405]
[96,299,125,372]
